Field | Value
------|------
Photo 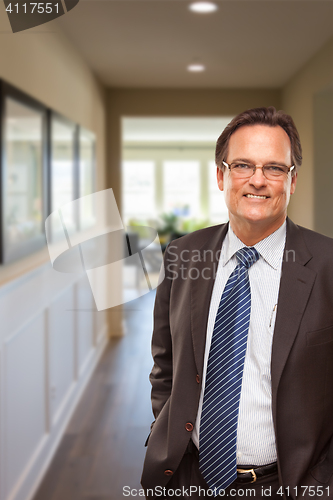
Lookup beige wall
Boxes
[0,7,107,286]
[282,36,333,230]
[0,8,122,337]
[107,88,281,211]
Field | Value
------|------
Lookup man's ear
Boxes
[217,167,224,191]
[290,172,297,195]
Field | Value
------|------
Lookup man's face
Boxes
[217,124,297,233]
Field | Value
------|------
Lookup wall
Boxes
[0,266,108,500]
[0,9,111,500]
[0,4,107,285]
[282,36,333,231]
[313,85,333,236]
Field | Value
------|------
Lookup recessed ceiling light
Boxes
[187,63,206,72]
[189,2,218,13]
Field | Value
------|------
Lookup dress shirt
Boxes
[192,221,286,466]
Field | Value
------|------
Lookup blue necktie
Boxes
[199,247,260,495]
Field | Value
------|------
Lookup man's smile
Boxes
[244,194,269,199]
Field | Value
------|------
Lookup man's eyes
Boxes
[234,163,252,169]
[265,165,285,173]
[233,164,286,173]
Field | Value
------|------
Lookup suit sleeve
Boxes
[149,244,175,419]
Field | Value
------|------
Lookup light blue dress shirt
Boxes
[192,221,286,466]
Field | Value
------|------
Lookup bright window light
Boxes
[187,63,206,72]
[123,161,156,221]
[189,2,218,13]
[163,161,200,217]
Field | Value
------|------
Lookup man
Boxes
[141,107,333,500]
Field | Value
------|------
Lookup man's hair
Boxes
[215,106,302,173]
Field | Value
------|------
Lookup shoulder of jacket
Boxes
[295,224,333,248]
[165,223,226,254]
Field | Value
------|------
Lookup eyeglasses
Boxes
[222,161,295,180]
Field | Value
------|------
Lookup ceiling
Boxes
[122,117,233,141]
[57,0,333,89]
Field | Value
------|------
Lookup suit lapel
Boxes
[271,218,316,417]
[190,218,316,402]
[190,223,228,377]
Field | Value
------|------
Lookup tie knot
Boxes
[236,247,260,269]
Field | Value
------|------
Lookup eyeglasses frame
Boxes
[221,160,295,179]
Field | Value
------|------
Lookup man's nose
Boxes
[249,167,267,187]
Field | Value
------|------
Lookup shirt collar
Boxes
[221,220,286,270]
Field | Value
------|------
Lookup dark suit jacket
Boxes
[141,218,333,499]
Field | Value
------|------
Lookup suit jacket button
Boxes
[164,470,173,476]
[185,422,193,432]
[196,374,200,384]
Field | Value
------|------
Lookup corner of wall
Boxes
[282,35,333,231]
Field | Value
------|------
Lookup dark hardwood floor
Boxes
[33,292,155,500]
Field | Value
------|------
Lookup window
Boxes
[163,160,200,217]
[208,161,228,223]
[0,80,97,263]
[123,161,155,221]
[50,114,77,237]
[122,117,233,230]
[79,127,96,230]
[1,86,47,263]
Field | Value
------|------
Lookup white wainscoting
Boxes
[0,263,108,500]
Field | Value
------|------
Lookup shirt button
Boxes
[196,374,200,384]
[164,470,173,476]
[185,422,194,432]
[237,452,242,458]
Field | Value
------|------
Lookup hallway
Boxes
[32,292,155,500]
[1,4,333,500]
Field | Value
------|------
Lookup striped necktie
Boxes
[199,246,260,495]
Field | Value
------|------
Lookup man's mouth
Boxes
[245,194,269,199]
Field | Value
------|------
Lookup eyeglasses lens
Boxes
[231,163,289,180]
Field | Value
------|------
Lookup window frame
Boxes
[0,80,48,263]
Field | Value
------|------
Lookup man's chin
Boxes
[237,211,272,226]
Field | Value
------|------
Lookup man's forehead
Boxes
[227,124,292,157]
